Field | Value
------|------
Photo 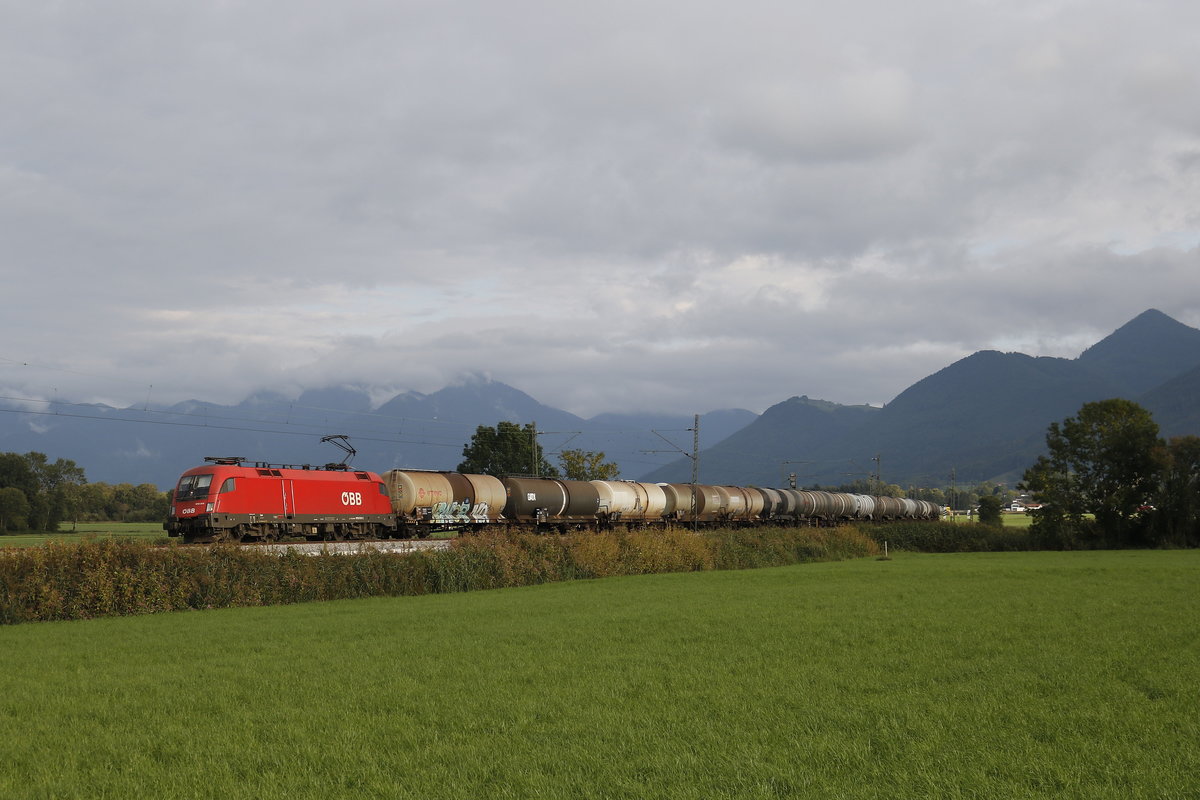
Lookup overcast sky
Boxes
[2,0,1198,418]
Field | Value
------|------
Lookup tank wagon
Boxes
[166,459,942,543]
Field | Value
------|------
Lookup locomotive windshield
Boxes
[175,473,214,501]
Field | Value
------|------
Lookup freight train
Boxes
[165,456,943,544]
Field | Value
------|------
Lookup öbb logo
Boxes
[340,491,363,506]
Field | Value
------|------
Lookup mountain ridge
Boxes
[643,309,1200,488]
[2,309,1197,489]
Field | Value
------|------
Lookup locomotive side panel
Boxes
[168,464,393,542]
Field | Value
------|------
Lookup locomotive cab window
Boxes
[175,473,214,500]
[218,478,236,494]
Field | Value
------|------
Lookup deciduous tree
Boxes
[976,495,1003,527]
[458,422,559,477]
[1149,436,1200,547]
[558,449,620,481]
[0,452,87,531]
[1021,399,1161,546]
[0,487,30,531]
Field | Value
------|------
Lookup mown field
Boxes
[0,521,166,547]
[1,549,1196,799]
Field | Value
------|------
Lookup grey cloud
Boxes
[1,0,1198,419]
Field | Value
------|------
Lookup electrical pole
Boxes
[950,466,956,521]
[780,460,812,489]
[646,414,701,530]
[691,413,700,530]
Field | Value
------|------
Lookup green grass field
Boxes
[0,521,167,548]
[1,550,1196,799]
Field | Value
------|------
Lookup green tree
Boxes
[558,449,620,481]
[458,422,559,477]
[0,487,31,531]
[126,483,170,521]
[20,452,87,531]
[910,486,947,506]
[1020,399,1161,547]
[0,452,38,499]
[75,482,111,522]
[1149,436,1200,547]
[976,495,1003,528]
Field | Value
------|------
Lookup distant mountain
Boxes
[4,309,1199,492]
[640,397,879,486]
[293,385,374,414]
[643,310,1200,489]
[0,377,756,488]
[1141,363,1200,439]
[842,351,1128,486]
[1078,309,1200,394]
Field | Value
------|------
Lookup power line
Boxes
[0,404,465,448]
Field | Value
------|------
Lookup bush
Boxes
[0,527,878,625]
[860,521,1034,553]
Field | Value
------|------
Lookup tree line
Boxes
[1020,398,1199,548]
[0,452,169,533]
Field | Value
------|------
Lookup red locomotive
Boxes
[166,457,395,543]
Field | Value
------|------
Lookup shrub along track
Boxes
[0,525,882,624]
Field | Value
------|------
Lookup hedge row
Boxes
[858,520,1034,553]
[0,526,879,625]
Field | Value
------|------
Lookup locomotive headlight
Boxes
[206,503,214,512]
